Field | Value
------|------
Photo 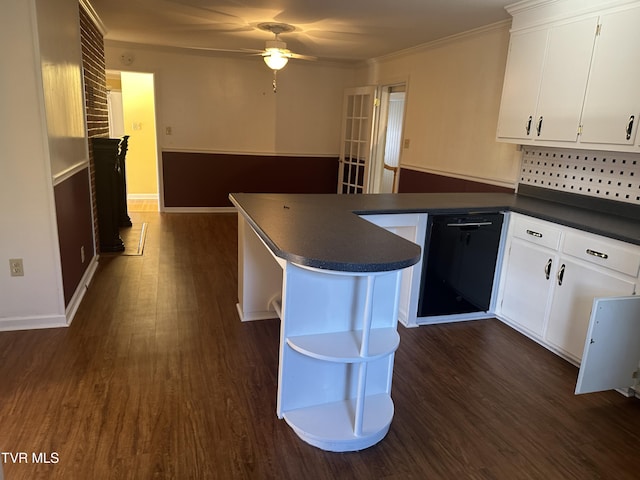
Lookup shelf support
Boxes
[355,275,376,436]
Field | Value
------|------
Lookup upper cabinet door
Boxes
[496,28,548,140]
[575,296,640,395]
[535,17,598,142]
[580,5,640,146]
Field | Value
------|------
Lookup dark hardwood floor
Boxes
[0,211,638,479]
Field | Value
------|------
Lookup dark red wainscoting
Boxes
[162,152,339,207]
[54,168,96,306]
[398,168,514,194]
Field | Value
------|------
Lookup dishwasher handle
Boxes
[446,222,494,228]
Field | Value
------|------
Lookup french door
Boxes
[337,86,377,194]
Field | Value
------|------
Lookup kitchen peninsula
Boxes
[230,190,640,451]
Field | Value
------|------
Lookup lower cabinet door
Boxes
[499,239,557,336]
[576,295,640,394]
[545,258,636,362]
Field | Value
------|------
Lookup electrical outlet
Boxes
[403,138,411,149]
[9,258,24,277]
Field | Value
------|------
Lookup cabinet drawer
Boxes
[511,215,562,250]
[563,231,640,277]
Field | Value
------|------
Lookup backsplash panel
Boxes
[519,147,640,205]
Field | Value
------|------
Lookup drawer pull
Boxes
[557,263,565,286]
[626,115,635,141]
[536,116,544,136]
[526,229,543,238]
[586,249,608,259]
[544,258,552,280]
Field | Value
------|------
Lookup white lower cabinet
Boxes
[545,257,636,362]
[497,213,640,392]
[359,213,427,328]
[498,238,557,337]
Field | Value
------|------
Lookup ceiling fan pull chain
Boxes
[272,70,278,93]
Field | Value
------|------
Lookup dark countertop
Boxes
[229,191,640,273]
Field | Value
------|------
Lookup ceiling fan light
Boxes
[263,50,289,71]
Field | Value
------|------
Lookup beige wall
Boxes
[35,0,87,178]
[105,23,520,188]
[121,72,158,195]
[104,44,356,156]
[358,22,521,188]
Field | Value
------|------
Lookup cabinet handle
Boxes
[626,115,635,140]
[536,116,543,136]
[557,263,565,286]
[525,115,533,136]
[544,258,552,280]
[586,249,608,259]
[526,229,542,238]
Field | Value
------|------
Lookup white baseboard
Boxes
[0,314,67,332]
[65,255,99,326]
[236,303,278,322]
[0,256,99,332]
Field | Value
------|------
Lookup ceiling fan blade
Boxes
[289,52,317,61]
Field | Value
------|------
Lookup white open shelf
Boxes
[286,328,400,363]
[283,393,394,452]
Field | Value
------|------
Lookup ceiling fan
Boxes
[255,22,316,92]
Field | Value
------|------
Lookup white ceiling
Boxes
[89,0,514,62]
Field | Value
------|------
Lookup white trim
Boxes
[507,0,640,31]
[52,160,89,185]
[127,193,159,200]
[29,0,68,317]
[0,255,99,332]
[0,314,67,332]
[162,206,237,213]
[400,164,516,189]
[79,0,107,36]
[369,20,511,65]
[160,147,339,158]
[236,304,278,322]
[65,255,99,326]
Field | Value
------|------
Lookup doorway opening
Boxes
[106,71,160,212]
[371,84,407,193]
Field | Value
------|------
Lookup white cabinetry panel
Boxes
[497,212,640,378]
[545,257,636,361]
[498,1,640,152]
[535,17,598,142]
[496,28,548,140]
[499,238,557,336]
[576,296,640,394]
[580,5,640,146]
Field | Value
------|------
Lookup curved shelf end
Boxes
[282,394,394,452]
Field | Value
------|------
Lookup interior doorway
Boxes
[371,84,407,193]
[106,71,160,212]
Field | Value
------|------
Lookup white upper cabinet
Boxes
[498,0,640,153]
[535,17,598,142]
[580,5,640,146]
[496,29,548,140]
[497,17,598,143]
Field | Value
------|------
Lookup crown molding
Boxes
[80,0,107,36]
[369,19,511,65]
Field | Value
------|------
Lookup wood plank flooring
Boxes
[0,211,639,479]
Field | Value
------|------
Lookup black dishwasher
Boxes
[417,213,504,317]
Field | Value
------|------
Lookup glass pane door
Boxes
[338,86,377,194]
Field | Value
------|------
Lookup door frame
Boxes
[370,82,408,193]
